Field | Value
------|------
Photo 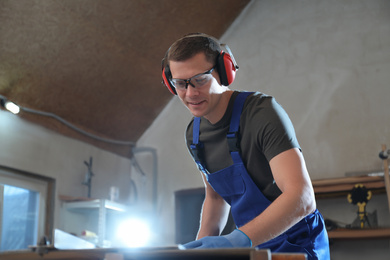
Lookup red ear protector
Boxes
[216,48,238,87]
[161,36,238,95]
[162,65,177,95]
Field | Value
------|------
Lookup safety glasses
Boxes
[170,67,215,91]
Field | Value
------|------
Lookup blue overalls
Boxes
[190,92,330,260]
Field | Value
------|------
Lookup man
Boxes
[161,33,330,260]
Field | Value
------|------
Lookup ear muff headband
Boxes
[161,34,238,95]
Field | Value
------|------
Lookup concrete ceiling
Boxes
[0,0,250,158]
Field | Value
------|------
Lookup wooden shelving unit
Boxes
[312,175,386,199]
[61,199,131,247]
[312,175,390,240]
[175,176,390,241]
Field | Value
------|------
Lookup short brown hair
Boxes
[164,33,221,67]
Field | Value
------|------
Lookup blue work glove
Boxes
[180,229,252,249]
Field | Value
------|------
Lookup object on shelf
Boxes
[347,184,373,228]
[82,157,95,198]
[347,211,378,229]
[109,186,119,202]
[324,218,345,231]
[345,169,386,177]
[54,229,95,250]
[80,230,98,245]
[379,144,390,213]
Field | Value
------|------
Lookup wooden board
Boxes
[0,248,306,260]
[328,228,390,240]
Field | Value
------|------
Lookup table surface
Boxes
[0,247,307,260]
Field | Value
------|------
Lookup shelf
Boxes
[328,228,390,240]
[62,199,131,247]
[312,175,386,199]
[312,175,390,240]
[65,199,129,213]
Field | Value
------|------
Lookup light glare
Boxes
[5,101,20,114]
[116,218,151,248]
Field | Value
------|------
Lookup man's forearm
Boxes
[197,188,230,239]
[239,183,316,246]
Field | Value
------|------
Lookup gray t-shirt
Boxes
[185,91,300,201]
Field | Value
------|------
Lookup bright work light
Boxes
[0,96,20,114]
[115,218,151,248]
[4,101,20,114]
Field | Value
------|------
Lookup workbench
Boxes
[0,248,306,260]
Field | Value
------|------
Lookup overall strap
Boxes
[227,92,253,163]
[192,117,201,145]
[190,92,253,173]
[190,117,208,174]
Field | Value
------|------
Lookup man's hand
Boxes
[180,229,252,249]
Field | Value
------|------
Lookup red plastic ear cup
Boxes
[162,66,177,95]
[217,51,236,86]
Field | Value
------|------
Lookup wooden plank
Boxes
[312,176,384,187]
[272,253,307,260]
[0,248,271,260]
[119,248,270,260]
[312,175,386,199]
[314,181,385,193]
[328,228,390,240]
[250,249,271,260]
[0,248,309,260]
[0,248,114,260]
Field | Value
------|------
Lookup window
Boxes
[0,166,55,252]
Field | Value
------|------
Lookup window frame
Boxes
[0,165,55,250]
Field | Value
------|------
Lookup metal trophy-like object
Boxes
[347,184,373,228]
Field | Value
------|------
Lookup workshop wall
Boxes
[136,0,390,258]
[0,111,133,233]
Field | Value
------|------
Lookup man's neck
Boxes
[204,90,234,124]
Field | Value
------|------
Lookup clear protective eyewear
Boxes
[170,67,215,91]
